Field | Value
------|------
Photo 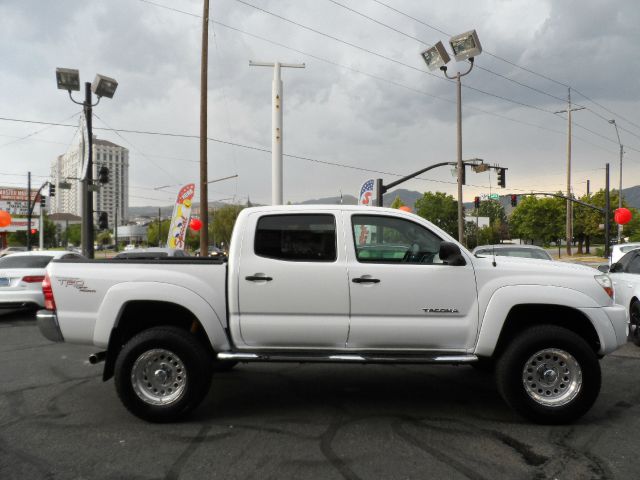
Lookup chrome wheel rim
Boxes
[131,349,187,406]
[522,348,582,407]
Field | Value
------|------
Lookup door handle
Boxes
[246,275,273,282]
[352,277,380,284]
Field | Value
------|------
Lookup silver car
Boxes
[0,250,84,311]
[113,247,190,259]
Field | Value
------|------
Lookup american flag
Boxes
[359,179,375,205]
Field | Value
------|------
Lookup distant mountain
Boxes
[299,188,423,208]
[622,186,640,209]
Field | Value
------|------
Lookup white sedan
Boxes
[608,249,640,346]
[0,250,84,311]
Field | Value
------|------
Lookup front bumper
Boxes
[37,310,64,342]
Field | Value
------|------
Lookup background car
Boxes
[0,250,85,311]
[0,246,27,258]
[606,249,640,346]
[113,247,190,259]
[472,244,553,260]
[609,242,640,265]
[194,245,228,260]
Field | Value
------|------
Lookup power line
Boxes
[233,0,556,114]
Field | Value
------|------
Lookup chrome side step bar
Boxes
[217,352,477,365]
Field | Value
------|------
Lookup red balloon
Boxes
[0,210,11,227]
[189,218,202,231]
[614,207,632,225]
[398,206,412,212]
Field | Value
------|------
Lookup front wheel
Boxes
[496,325,601,424]
[114,326,212,422]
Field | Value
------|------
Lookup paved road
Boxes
[2,311,640,480]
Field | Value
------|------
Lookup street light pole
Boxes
[442,60,475,244]
[609,119,624,243]
[199,0,210,258]
[249,60,305,205]
[83,81,95,259]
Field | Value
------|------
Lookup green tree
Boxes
[472,199,507,226]
[97,230,112,246]
[66,224,81,247]
[211,205,244,248]
[414,192,459,238]
[390,196,405,209]
[147,219,171,247]
[509,195,565,245]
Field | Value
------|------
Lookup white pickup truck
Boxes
[37,205,628,424]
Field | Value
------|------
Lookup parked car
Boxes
[472,244,553,261]
[603,249,640,346]
[194,245,227,260]
[0,250,84,311]
[38,205,626,424]
[114,247,190,259]
[0,246,27,258]
[609,242,640,265]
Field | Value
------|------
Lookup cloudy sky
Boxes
[1,0,639,208]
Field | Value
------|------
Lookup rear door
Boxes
[236,212,350,348]
[346,213,479,351]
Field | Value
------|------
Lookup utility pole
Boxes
[554,88,585,256]
[39,201,44,250]
[199,0,210,257]
[158,207,161,247]
[605,163,611,259]
[27,171,32,251]
[250,60,305,205]
[586,179,591,254]
[114,206,118,252]
[608,119,624,243]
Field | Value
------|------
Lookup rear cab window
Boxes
[254,214,337,262]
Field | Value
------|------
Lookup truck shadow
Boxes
[195,362,512,423]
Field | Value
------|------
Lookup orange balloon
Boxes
[0,210,11,227]
[398,206,412,212]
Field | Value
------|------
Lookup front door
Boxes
[236,212,350,349]
[346,213,478,351]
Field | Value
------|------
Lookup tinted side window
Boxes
[627,255,640,274]
[617,251,636,271]
[255,214,336,262]
[351,215,443,264]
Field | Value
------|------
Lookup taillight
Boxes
[42,273,56,311]
[22,275,45,283]
[594,275,614,299]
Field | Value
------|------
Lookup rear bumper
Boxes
[0,290,44,309]
[37,310,64,342]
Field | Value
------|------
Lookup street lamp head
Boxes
[91,74,118,99]
[55,68,80,91]
[420,41,451,71]
[449,30,482,62]
[608,119,616,125]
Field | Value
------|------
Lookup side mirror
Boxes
[609,262,623,273]
[439,241,466,266]
[597,264,610,273]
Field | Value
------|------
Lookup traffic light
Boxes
[49,183,56,197]
[510,194,518,207]
[497,168,506,188]
[98,166,109,184]
[40,195,46,208]
[474,196,480,209]
[98,212,108,230]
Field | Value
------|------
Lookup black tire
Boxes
[495,325,601,424]
[629,301,640,347]
[114,326,212,422]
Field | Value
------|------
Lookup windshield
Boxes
[0,255,54,269]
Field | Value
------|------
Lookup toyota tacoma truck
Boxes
[37,205,628,424]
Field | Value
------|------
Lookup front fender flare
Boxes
[474,285,607,357]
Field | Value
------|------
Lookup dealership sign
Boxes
[0,217,38,233]
[0,186,41,216]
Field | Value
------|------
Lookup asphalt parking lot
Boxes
[2,311,640,480]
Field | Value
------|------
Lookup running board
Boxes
[217,352,477,365]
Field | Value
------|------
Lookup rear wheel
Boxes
[496,325,600,424]
[629,301,640,347]
[114,326,212,422]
